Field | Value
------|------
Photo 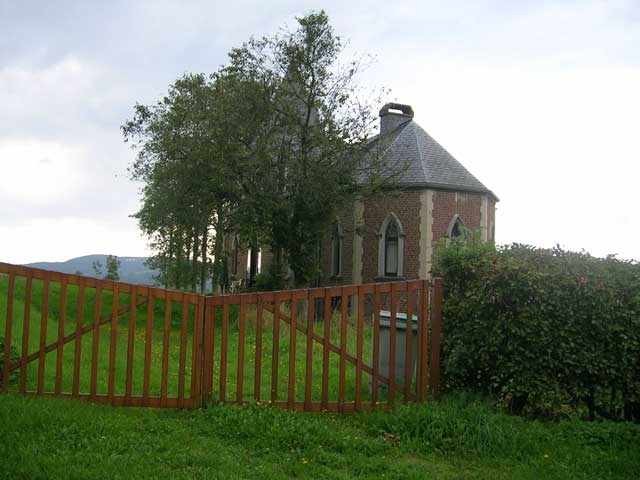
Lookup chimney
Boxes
[379,102,414,135]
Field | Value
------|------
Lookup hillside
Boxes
[26,254,157,286]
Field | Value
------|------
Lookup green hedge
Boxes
[432,234,640,421]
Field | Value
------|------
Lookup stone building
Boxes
[227,102,497,287]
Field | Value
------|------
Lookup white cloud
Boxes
[0,217,150,265]
[1,0,639,264]
[0,140,84,204]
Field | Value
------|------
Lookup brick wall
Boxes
[318,201,354,286]
[432,191,483,246]
[360,190,422,283]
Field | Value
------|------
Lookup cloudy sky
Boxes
[1,0,639,264]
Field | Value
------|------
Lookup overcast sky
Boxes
[1,0,639,264]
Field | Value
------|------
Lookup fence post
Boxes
[429,278,442,400]
[2,272,15,393]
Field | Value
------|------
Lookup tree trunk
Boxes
[201,224,208,294]
[192,227,199,292]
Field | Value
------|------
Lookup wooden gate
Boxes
[0,263,204,407]
[1,262,441,411]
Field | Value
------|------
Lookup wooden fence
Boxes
[1,262,441,412]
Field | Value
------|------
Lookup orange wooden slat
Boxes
[54,280,67,395]
[160,290,171,406]
[236,295,247,403]
[125,286,136,400]
[254,295,263,402]
[72,282,85,397]
[219,300,229,402]
[190,296,204,406]
[419,280,431,401]
[270,294,280,403]
[19,275,33,393]
[202,299,215,403]
[404,281,414,402]
[89,284,102,398]
[287,298,297,409]
[321,290,331,410]
[338,288,348,412]
[2,272,15,393]
[37,276,49,395]
[304,292,314,411]
[177,295,189,407]
[388,283,398,406]
[429,278,442,400]
[371,285,381,406]
[143,294,154,400]
[355,286,365,411]
[108,284,119,402]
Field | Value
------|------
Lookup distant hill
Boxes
[26,255,158,286]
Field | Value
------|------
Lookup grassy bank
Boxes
[1,393,639,479]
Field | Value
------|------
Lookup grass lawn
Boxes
[1,392,639,479]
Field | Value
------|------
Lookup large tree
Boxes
[123,74,240,291]
[223,11,387,285]
[123,11,391,290]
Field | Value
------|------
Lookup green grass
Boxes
[2,274,639,478]
[1,392,638,479]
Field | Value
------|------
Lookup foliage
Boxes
[220,10,389,285]
[0,336,20,385]
[432,234,640,421]
[123,11,391,291]
[1,393,639,479]
[104,255,120,281]
[91,259,103,277]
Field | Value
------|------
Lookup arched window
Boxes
[378,213,405,278]
[385,221,399,276]
[331,223,343,277]
[448,215,465,239]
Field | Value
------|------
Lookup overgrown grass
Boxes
[1,392,638,479]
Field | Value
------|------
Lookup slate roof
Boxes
[367,118,498,201]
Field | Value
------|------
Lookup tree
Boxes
[221,10,389,285]
[123,73,243,292]
[123,11,392,290]
[91,260,103,278]
[105,255,121,281]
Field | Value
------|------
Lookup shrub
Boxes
[0,336,20,385]
[432,234,640,421]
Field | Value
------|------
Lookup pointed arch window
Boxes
[331,223,343,277]
[378,213,405,278]
[385,221,399,276]
[448,215,465,239]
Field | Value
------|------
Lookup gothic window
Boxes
[331,223,343,277]
[378,213,405,278]
[385,221,399,276]
[448,215,465,239]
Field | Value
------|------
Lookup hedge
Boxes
[432,234,640,421]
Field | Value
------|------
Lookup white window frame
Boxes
[377,213,405,278]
